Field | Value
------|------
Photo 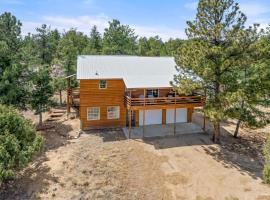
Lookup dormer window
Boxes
[99,80,107,89]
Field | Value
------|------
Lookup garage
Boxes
[166,108,187,123]
[139,109,162,126]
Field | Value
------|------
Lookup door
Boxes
[166,108,187,123]
[139,109,162,126]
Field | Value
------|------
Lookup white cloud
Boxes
[184,1,198,10]
[21,14,186,40]
[239,2,270,29]
[133,25,186,40]
[240,3,270,17]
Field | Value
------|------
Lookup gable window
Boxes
[87,107,100,120]
[147,89,159,98]
[107,106,120,119]
[99,80,107,89]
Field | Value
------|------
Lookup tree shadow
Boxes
[201,128,264,180]
[142,132,212,149]
[143,127,264,180]
[0,118,75,200]
[85,128,127,142]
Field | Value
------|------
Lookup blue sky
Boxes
[0,0,270,40]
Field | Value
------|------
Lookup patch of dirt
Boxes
[1,108,270,200]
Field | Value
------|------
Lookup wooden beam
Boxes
[203,88,206,131]
[162,109,166,126]
[174,90,176,136]
[67,77,71,115]
[143,89,146,138]
[187,108,193,123]
[128,109,131,139]
[135,110,139,127]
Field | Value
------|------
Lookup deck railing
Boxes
[125,95,205,108]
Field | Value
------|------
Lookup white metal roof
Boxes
[77,55,178,88]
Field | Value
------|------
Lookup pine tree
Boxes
[83,25,102,54]
[173,0,248,143]
[30,66,54,125]
[0,12,29,109]
[103,19,138,55]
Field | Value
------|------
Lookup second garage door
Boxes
[166,108,187,123]
[139,109,162,126]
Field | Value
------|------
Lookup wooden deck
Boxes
[125,95,205,110]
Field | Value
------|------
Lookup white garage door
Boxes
[166,108,187,123]
[139,109,162,126]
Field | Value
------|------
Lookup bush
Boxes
[0,104,44,182]
[263,135,270,184]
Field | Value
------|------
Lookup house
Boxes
[74,55,204,135]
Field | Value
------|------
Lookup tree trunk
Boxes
[234,119,241,138]
[39,112,42,126]
[212,122,221,143]
[59,90,62,105]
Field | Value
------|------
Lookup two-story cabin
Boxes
[75,55,204,137]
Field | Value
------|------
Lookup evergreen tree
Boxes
[56,29,88,75]
[30,66,54,125]
[173,0,248,142]
[146,36,167,56]
[83,25,102,54]
[52,77,66,105]
[138,37,150,56]
[165,38,185,56]
[0,12,29,109]
[103,19,138,55]
[35,24,54,65]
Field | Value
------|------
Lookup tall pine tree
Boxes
[173,0,248,142]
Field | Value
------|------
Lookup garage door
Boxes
[166,108,187,123]
[139,109,162,126]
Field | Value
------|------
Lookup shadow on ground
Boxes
[0,119,73,200]
[85,128,127,142]
[143,124,264,181]
[202,126,264,180]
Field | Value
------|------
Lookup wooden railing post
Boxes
[143,89,146,138]
[174,91,176,136]
[128,109,131,139]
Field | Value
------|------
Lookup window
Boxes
[99,80,107,89]
[87,107,100,120]
[147,89,159,97]
[107,106,120,119]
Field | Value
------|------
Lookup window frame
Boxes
[107,106,120,120]
[87,107,100,121]
[99,80,107,89]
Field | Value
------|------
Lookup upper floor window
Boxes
[99,80,107,89]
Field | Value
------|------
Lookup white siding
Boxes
[166,108,187,123]
[139,109,162,126]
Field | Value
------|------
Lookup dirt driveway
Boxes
[1,111,270,200]
[1,131,270,200]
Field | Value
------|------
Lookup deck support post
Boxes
[143,89,146,138]
[174,90,176,136]
[128,109,131,139]
[203,88,206,131]
[67,77,71,117]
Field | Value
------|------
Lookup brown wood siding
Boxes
[162,109,166,125]
[187,108,193,123]
[135,110,139,127]
[80,79,126,129]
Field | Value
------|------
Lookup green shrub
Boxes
[263,135,270,184]
[0,104,44,182]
